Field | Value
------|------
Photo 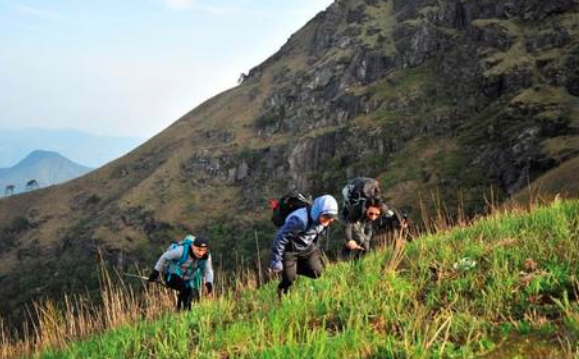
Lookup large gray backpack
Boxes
[341,177,381,222]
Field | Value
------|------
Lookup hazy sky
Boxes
[0,0,334,138]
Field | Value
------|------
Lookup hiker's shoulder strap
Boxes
[285,206,309,229]
[176,242,191,265]
[293,206,312,231]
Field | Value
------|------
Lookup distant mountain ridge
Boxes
[0,128,144,168]
[0,150,92,196]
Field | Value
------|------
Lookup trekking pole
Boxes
[123,273,150,281]
[123,273,168,288]
[254,230,263,287]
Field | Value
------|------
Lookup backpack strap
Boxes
[305,206,312,229]
[166,243,192,282]
[190,259,206,289]
[177,242,191,265]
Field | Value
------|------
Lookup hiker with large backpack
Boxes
[148,235,214,310]
[341,177,406,259]
[340,177,382,224]
[269,193,339,296]
[342,196,384,260]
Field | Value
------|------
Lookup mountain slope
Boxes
[0,150,92,196]
[36,199,579,358]
[0,0,578,329]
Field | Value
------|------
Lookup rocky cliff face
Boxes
[1,0,578,328]
[232,0,578,200]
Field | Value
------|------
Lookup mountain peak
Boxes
[0,150,92,196]
[25,149,64,158]
[17,150,69,167]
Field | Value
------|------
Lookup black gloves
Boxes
[205,282,213,295]
[148,269,160,282]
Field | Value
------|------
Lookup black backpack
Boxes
[375,206,404,232]
[341,177,381,222]
[270,191,312,227]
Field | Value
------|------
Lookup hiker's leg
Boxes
[179,287,193,311]
[297,246,323,279]
[192,288,200,302]
[278,251,298,295]
[166,274,188,310]
[341,246,355,260]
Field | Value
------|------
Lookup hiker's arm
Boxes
[390,208,408,231]
[270,216,305,267]
[391,207,403,226]
[399,212,409,230]
[363,221,374,238]
[344,222,363,250]
[148,269,160,282]
[204,255,214,295]
[382,203,406,230]
[344,222,354,242]
[204,254,214,284]
[153,247,183,272]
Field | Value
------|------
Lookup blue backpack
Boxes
[165,235,206,288]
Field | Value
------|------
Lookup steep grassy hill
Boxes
[34,199,579,358]
[0,0,578,329]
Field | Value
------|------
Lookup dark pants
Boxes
[166,274,200,311]
[278,244,324,295]
[341,240,370,260]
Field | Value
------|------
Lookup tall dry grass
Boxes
[0,266,177,359]
[0,260,268,359]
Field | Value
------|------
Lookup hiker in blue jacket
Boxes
[148,236,214,310]
[269,195,339,296]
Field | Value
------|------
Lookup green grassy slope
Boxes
[35,199,579,358]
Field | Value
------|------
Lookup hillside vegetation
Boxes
[31,199,579,358]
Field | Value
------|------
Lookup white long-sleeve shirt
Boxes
[154,245,214,284]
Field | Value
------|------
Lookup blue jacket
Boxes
[270,195,338,268]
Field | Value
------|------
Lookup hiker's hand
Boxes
[205,282,213,296]
[346,240,364,251]
[148,269,160,282]
[269,260,283,274]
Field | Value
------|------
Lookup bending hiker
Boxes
[341,177,407,258]
[148,235,214,310]
[269,194,339,296]
[340,177,382,224]
[342,197,383,260]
